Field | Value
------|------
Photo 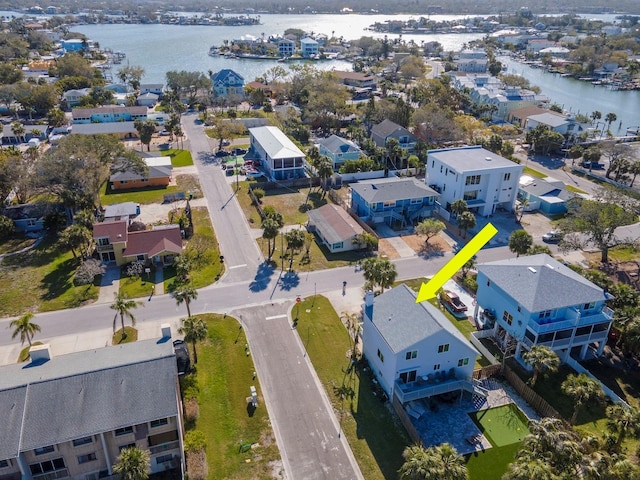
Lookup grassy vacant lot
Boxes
[295,295,409,479]
[0,236,99,317]
[0,236,36,255]
[100,183,181,206]
[161,149,193,167]
[183,313,281,479]
[522,166,546,178]
[236,181,331,226]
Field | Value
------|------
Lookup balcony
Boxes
[96,244,114,253]
[394,377,478,404]
[33,469,69,480]
[149,441,180,455]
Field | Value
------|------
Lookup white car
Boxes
[246,171,265,180]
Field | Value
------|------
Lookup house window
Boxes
[517,306,521,312]
[332,242,343,250]
[0,460,10,468]
[431,161,434,168]
[458,358,469,367]
[399,370,417,383]
[377,349,384,362]
[503,310,513,325]
[405,350,418,360]
[34,446,55,455]
[440,165,443,173]
[27,219,37,226]
[150,418,169,428]
[538,310,551,319]
[410,198,422,204]
[136,255,145,262]
[118,444,136,453]
[463,190,478,201]
[383,200,396,207]
[77,453,97,465]
[433,364,441,371]
[486,280,491,287]
[437,344,449,353]
[29,458,65,475]
[504,172,511,181]
[465,175,481,185]
[114,426,134,436]
[155,454,173,465]
[73,436,93,447]
[97,238,110,246]
[583,302,596,310]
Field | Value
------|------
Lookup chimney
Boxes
[30,344,51,363]
[161,323,172,339]
[364,290,374,308]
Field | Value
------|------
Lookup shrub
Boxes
[252,188,265,203]
[184,397,200,422]
[74,258,105,285]
[0,215,15,239]
[186,449,208,480]
[128,221,146,232]
[184,430,206,452]
[126,261,145,277]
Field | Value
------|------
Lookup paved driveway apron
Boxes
[237,303,363,480]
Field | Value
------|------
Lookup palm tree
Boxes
[113,446,150,480]
[628,160,640,187]
[316,157,334,197]
[10,312,41,347]
[456,211,476,239]
[261,217,280,261]
[502,458,556,480]
[605,112,618,134]
[522,345,560,386]
[173,285,198,318]
[450,199,468,218]
[590,110,602,125]
[362,257,398,293]
[178,316,208,364]
[399,443,468,480]
[606,404,640,447]
[110,293,142,337]
[508,230,533,257]
[561,373,605,424]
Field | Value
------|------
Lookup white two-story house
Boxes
[426,145,523,217]
[362,285,481,404]
[476,254,613,365]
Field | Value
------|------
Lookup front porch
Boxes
[394,375,487,404]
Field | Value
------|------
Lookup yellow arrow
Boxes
[416,222,498,303]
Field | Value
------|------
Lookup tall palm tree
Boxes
[604,112,617,134]
[173,285,198,318]
[10,312,41,347]
[399,444,438,479]
[456,211,476,239]
[113,446,150,480]
[522,345,560,386]
[362,257,398,293]
[261,217,280,261]
[606,404,640,447]
[450,199,468,218]
[110,293,142,337]
[502,458,556,480]
[178,316,208,364]
[399,443,468,480]
[561,373,605,425]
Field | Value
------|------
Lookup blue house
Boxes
[300,37,319,57]
[475,254,613,365]
[1,203,63,233]
[350,177,439,228]
[211,69,245,98]
[518,177,575,214]
[317,135,362,170]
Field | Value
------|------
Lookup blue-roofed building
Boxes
[362,285,480,403]
[350,177,439,228]
[475,254,613,366]
[0,328,184,479]
[317,134,362,170]
[210,69,245,98]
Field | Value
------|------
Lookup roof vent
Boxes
[117,234,122,238]
[372,185,377,190]
[485,157,492,161]
[545,264,554,270]
[528,267,537,273]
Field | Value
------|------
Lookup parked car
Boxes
[159,129,170,136]
[439,290,468,318]
[542,231,563,243]
[581,161,605,170]
[215,150,231,158]
[233,147,247,156]
[246,171,265,180]
[173,339,191,375]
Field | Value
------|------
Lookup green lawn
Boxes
[522,166,547,178]
[469,404,530,447]
[184,314,280,479]
[565,184,586,194]
[161,149,193,167]
[100,183,181,206]
[296,295,410,479]
[119,266,157,299]
[0,236,99,317]
[465,443,521,480]
[236,181,332,226]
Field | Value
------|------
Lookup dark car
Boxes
[215,150,231,158]
[232,147,247,156]
[173,339,191,375]
[542,231,563,243]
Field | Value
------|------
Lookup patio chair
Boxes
[427,373,435,384]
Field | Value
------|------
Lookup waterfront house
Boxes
[0,332,183,479]
[370,119,417,152]
[307,204,364,253]
[109,156,172,191]
[524,112,585,137]
[248,126,305,180]
[137,92,159,107]
[455,49,488,73]
[210,69,245,98]
[475,254,613,365]
[426,146,522,217]
[139,84,164,96]
[350,177,438,228]
[93,220,182,265]
[278,38,295,57]
[362,286,480,404]
[300,37,319,57]
[317,135,362,170]
[61,38,86,52]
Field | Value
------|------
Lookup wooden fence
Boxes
[391,394,423,446]
[502,365,560,418]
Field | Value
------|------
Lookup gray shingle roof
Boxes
[72,122,138,135]
[528,112,569,128]
[370,284,473,353]
[350,177,438,204]
[0,339,178,459]
[477,254,607,312]
[371,119,408,138]
[317,135,361,155]
[520,178,574,201]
